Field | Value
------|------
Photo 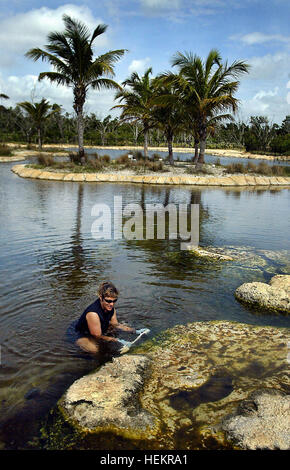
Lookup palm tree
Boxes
[25,14,126,163]
[170,50,250,164]
[113,68,155,158]
[18,98,60,150]
[151,77,186,165]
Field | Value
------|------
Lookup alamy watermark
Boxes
[91,196,199,250]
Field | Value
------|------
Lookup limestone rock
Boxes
[136,322,289,448]
[60,355,157,439]
[186,246,234,261]
[222,390,290,450]
[235,274,290,313]
[45,321,289,450]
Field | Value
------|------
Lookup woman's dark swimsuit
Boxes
[75,298,115,336]
[66,298,115,346]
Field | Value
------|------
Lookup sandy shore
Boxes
[4,143,289,162]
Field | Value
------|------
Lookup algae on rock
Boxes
[136,321,289,449]
[46,320,289,450]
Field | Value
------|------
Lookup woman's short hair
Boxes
[98,281,119,299]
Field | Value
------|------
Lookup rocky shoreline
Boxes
[10,164,290,187]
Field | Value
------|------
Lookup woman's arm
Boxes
[109,310,136,333]
[86,312,119,342]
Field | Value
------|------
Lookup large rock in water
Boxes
[222,390,290,450]
[59,355,157,440]
[49,321,289,450]
[235,274,290,313]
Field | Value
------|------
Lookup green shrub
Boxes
[270,134,290,155]
[244,133,259,152]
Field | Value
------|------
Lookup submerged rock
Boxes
[235,274,290,313]
[186,246,234,261]
[222,389,290,450]
[47,321,289,450]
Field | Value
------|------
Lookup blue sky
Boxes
[0,0,289,123]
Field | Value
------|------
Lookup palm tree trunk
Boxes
[167,131,174,165]
[144,128,148,158]
[37,127,42,151]
[74,87,86,165]
[77,111,85,164]
[198,125,207,165]
[192,137,199,163]
[198,140,206,164]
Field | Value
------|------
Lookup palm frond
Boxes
[38,71,72,86]
[90,24,108,45]
[89,78,122,91]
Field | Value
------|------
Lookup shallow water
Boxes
[0,161,289,449]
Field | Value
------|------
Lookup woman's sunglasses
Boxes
[103,297,118,304]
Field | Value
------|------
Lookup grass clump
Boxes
[225,160,289,177]
[256,162,272,176]
[37,154,55,166]
[185,164,215,175]
[134,160,165,173]
[225,162,246,174]
[0,144,13,156]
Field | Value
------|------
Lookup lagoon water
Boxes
[0,159,289,449]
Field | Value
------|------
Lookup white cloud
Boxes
[239,86,289,124]
[141,0,181,9]
[287,81,290,105]
[128,58,151,74]
[253,87,279,101]
[231,32,290,45]
[246,53,290,81]
[0,4,108,68]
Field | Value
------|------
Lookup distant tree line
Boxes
[0,102,289,155]
[0,105,289,155]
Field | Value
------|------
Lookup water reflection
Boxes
[0,162,289,449]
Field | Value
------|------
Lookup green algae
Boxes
[42,320,289,450]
